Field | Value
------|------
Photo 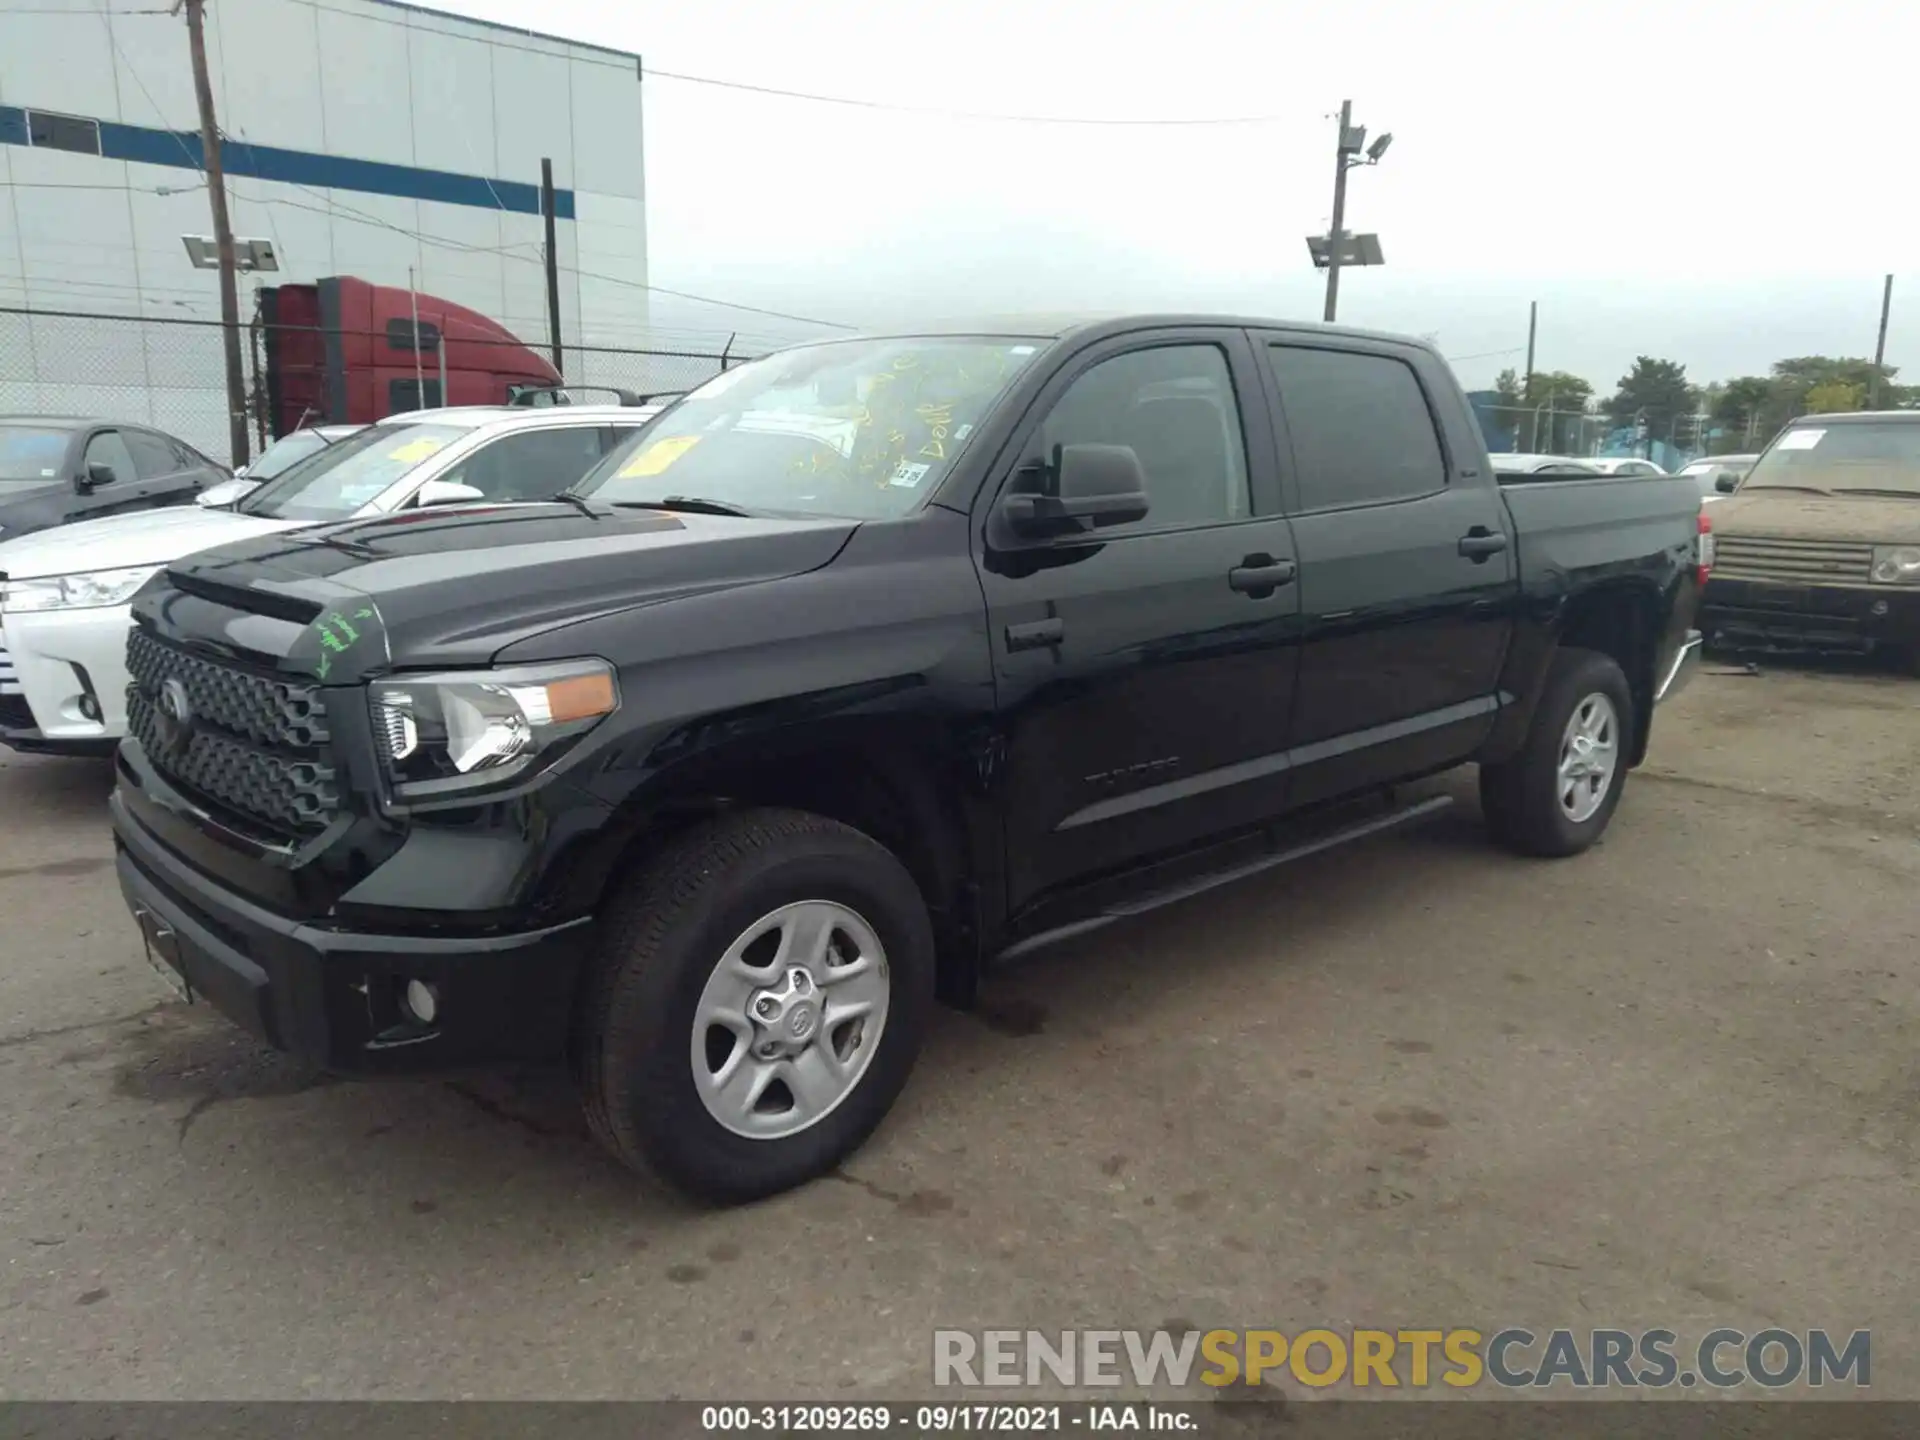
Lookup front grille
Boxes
[126,628,329,747]
[125,628,338,836]
[0,636,20,695]
[1713,535,1873,585]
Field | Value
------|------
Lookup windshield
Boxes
[239,422,473,521]
[246,429,334,482]
[1744,422,1920,496]
[574,336,1043,519]
[0,425,71,489]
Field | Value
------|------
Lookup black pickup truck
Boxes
[109,315,1706,1203]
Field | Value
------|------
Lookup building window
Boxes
[27,110,102,156]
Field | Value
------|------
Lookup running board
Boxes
[995,793,1454,964]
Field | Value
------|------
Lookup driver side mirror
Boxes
[78,462,117,492]
[413,478,487,508]
[998,443,1151,539]
[1715,472,1739,493]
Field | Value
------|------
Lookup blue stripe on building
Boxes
[0,106,575,220]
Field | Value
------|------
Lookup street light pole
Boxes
[1323,101,1353,324]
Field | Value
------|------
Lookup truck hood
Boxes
[0,504,304,579]
[1713,489,1920,545]
[148,501,859,680]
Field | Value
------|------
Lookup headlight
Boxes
[0,565,161,613]
[369,659,618,797]
[1870,546,1920,585]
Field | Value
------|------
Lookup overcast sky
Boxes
[446,0,1913,393]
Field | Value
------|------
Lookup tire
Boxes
[1480,647,1635,858]
[576,807,935,1204]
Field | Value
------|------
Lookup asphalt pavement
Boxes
[2,663,1916,1401]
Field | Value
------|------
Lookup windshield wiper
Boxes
[1747,483,1831,496]
[1829,487,1920,500]
[611,495,757,518]
[546,492,614,518]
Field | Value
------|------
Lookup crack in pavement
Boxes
[1638,768,1920,836]
[0,1003,171,1055]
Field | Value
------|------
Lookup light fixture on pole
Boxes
[1307,100,1392,323]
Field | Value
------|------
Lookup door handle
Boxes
[1458,527,1509,561]
[1228,557,1297,596]
[1006,617,1065,652]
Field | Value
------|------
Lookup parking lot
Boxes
[2,662,1917,1401]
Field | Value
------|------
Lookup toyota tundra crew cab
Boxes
[109,315,1707,1204]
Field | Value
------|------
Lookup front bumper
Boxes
[111,785,593,1075]
[0,603,134,754]
[1700,579,1920,654]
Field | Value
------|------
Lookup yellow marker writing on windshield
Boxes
[618,434,701,478]
[386,437,449,464]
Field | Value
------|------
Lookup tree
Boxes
[1710,376,1774,452]
[1606,357,1697,431]
[1492,368,1525,410]
[1804,379,1865,414]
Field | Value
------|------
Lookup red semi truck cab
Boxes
[256,276,561,437]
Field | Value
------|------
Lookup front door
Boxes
[74,430,152,520]
[1256,336,1517,805]
[976,329,1303,914]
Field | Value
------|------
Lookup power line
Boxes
[644,67,1293,127]
[1446,346,1527,364]
[221,181,853,329]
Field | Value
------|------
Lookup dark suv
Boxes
[1702,412,1920,666]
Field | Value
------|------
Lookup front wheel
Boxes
[577,808,935,1204]
[1480,647,1635,858]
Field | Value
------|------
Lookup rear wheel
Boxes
[1481,647,1634,858]
[577,808,934,1204]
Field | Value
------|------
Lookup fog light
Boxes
[78,693,102,722]
[403,979,439,1025]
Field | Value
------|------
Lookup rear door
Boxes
[975,327,1304,911]
[123,429,209,508]
[1256,335,1517,805]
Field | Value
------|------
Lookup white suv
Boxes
[0,404,659,755]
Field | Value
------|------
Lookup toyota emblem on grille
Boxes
[155,677,194,752]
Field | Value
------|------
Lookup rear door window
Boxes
[125,430,185,480]
[1267,345,1447,511]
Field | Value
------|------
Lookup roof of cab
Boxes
[372,405,650,426]
[843,313,1448,353]
[1789,410,1920,425]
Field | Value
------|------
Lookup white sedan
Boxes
[0,404,658,755]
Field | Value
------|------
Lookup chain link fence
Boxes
[1468,400,1710,469]
[0,306,747,466]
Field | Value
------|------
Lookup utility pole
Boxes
[1322,100,1353,323]
[1871,273,1893,408]
[540,157,564,377]
[181,0,249,466]
[1523,300,1537,394]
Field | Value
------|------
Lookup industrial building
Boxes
[0,0,651,457]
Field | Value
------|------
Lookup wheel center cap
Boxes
[786,1004,817,1040]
